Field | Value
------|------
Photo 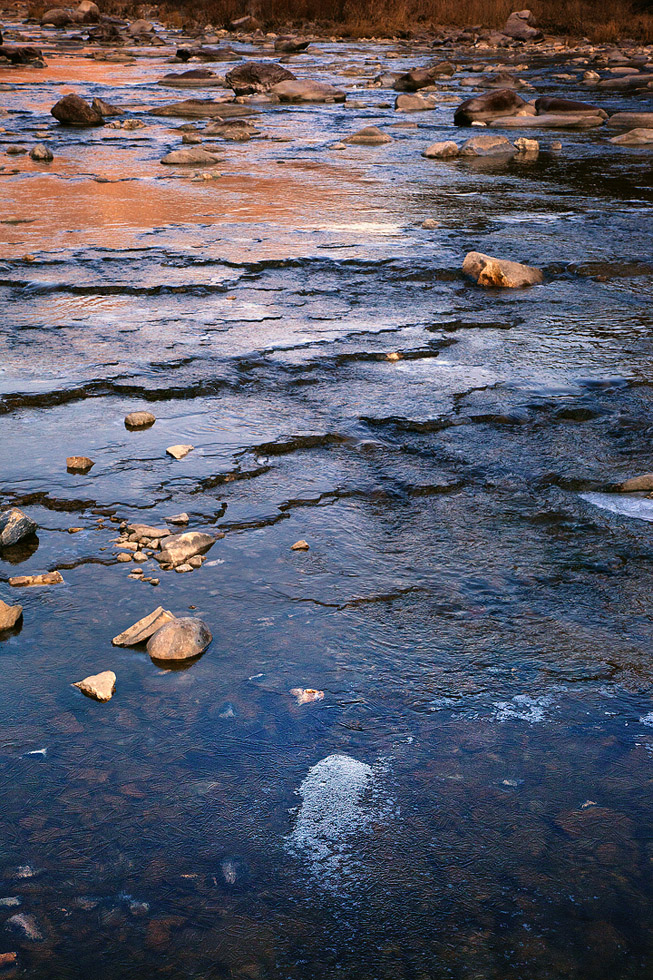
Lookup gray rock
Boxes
[158,530,216,566]
[423,140,459,158]
[0,600,23,631]
[619,473,653,491]
[147,617,212,661]
[160,148,221,165]
[0,508,37,548]
[344,126,392,145]
[459,133,517,157]
[29,143,53,162]
[610,127,653,146]
[395,93,437,112]
[152,100,256,120]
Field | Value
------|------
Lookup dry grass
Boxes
[24,0,653,41]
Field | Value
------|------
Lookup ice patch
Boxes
[492,693,555,725]
[285,753,393,890]
[581,492,653,523]
[639,711,653,727]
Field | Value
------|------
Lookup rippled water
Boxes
[1,17,653,980]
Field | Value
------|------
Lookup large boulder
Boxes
[598,73,653,91]
[535,96,607,118]
[77,0,100,22]
[463,251,543,288]
[0,44,44,64]
[41,7,79,26]
[274,37,310,53]
[0,509,37,548]
[454,89,531,125]
[147,617,212,662]
[158,530,216,566]
[459,133,517,157]
[51,93,104,126]
[272,79,346,103]
[503,9,542,41]
[489,113,604,129]
[225,61,295,95]
[619,473,653,492]
[176,46,240,62]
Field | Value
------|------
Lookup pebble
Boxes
[291,539,310,550]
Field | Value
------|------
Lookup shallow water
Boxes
[1,18,653,980]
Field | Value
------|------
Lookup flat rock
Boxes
[463,251,543,288]
[73,670,116,702]
[598,73,653,90]
[395,93,437,112]
[610,128,653,146]
[166,513,189,524]
[607,112,653,129]
[271,80,346,103]
[460,133,517,157]
[158,69,225,88]
[124,410,156,428]
[51,94,103,127]
[166,444,194,458]
[393,62,454,92]
[127,523,171,540]
[112,605,176,646]
[344,126,392,145]
[161,149,220,165]
[535,96,607,118]
[490,113,605,129]
[66,455,94,473]
[152,100,256,119]
[147,617,212,661]
[0,508,37,548]
[158,530,216,566]
[423,140,459,158]
[454,88,531,125]
[619,473,653,491]
[9,571,64,587]
[0,600,22,631]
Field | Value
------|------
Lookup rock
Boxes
[158,531,216,566]
[158,69,225,88]
[0,600,23,631]
[152,100,256,120]
[51,94,103,127]
[0,509,37,548]
[395,93,437,112]
[66,455,94,473]
[175,45,240,62]
[174,563,193,573]
[463,251,543,288]
[459,133,517,157]
[535,96,607,118]
[9,571,63,587]
[514,136,539,155]
[423,140,459,158]
[291,539,310,551]
[160,149,220,165]
[290,687,324,704]
[230,15,260,31]
[73,670,116,702]
[6,145,27,155]
[29,143,53,162]
[393,62,455,91]
[166,444,194,458]
[204,120,257,139]
[551,140,562,151]
[0,952,17,969]
[225,61,295,95]
[91,97,121,116]
[124,410,156,429]
[5,913,42,941]
[454,88,531,125]
[167,513,189,525]
[271,80,346,103]
[112,606,175,646]
[610,128,653,146]
[598,73,653,91]
[274,37,310,54]
[490,113,604,129]
[117,553,132,563]
[128,18,154,35]
[503,9,542,42]
[146,617,212,662]
[77,0,100,21]
[618,473,653,491]
[607,112,653,130]
[344,126,392,145]
[422,218,440,229]
[127,523,171,541]
[41,7,77,27]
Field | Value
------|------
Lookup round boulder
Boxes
[147,617,212,662]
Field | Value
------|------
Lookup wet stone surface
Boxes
[0,6,653,980]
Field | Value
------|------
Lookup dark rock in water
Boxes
[0,600,23,632]
[87,23,124,44]
[272,79,346,103]
[503,9,542,41]
[274,37,310,53]
[152,100,256,119]
[393,61,455,92]
[158,69,224,88]
[535,96,607,118]
[92,97,121,116]
[29,143,54,161]
[147,617,212,662]
[128,18,154,35]
[0,44,44,64]
[51,93,104,126]
[176,46,241,62]
[225,61,295,95]
[0,509,37,548]
[454,88,531,125]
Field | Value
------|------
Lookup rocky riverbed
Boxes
[1,4,653,978]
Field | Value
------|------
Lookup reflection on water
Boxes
[1,15,653,980]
